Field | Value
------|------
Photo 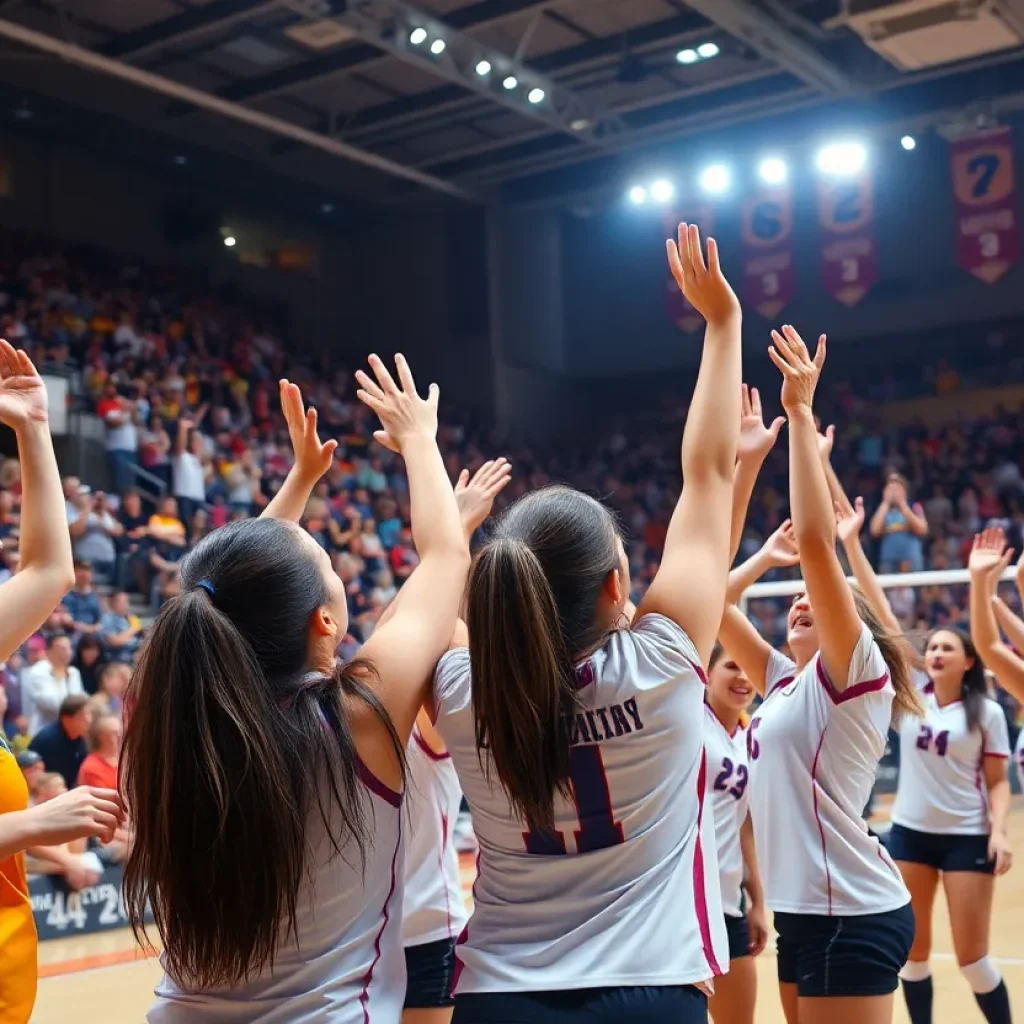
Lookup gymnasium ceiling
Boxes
[2,0,1024,211]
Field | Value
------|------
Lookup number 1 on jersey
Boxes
[523,745,625,855]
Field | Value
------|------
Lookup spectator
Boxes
[870,472,929,573]
[72,633,105,696]
[27,693,91,790]
[15,749,44,798]
[25,770,104,891]
[96,381,139,491]
[90,662,128,717]
[117,489,149,591]
[22,633,83,737]
[172,409,208,522]
[68,493,122,581]
[77,711,121,791]
[62,559,103,639]
[100,592,143,663]
[139,413,172,491]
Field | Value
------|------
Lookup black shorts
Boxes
[404,937,458,1009]
[452,985,707,1023]
[775,902,915,998]
[885,823,995,875]
[725,913,750,961]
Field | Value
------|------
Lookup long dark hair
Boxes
[467,485,621,834]
[927,626,987,732]
[852,588,921,722]
[121,517,403,989]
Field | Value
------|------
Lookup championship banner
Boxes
[741,188,796,319]
[662,205,714,332]
[950,127,1020,284]
[816,171,879,306]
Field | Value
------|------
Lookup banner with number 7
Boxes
[950,127,1020,284]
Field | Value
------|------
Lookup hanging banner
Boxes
[816,171,879,306]
[662,205,715,332]
[950,127,1020,284]
[741,188,796,319]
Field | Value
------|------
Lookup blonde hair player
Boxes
[400,459,511,1024]
[718,325,920,1024]
[431,224,740,1023]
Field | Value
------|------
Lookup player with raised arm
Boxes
[124,360,470,1022]
[401,458,510,1024]
[718,326,920,1024]
[0,340,126,1024]
[431,224,741,1023]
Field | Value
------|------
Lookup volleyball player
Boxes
[401,459,510,1024]
[0,340,125,1024]
[703,644,768,1024]
[719,325,920,1024]
[428,224,740,1023]
[124,359,471,1022]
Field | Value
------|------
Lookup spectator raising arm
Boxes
[261,379,338,523]
[636,224,742,665]
[0,341,75,661]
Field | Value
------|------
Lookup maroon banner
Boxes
[740,187,796,319]
[816,171,879,306]
[662,205,715,332]
[950,127,1020,284]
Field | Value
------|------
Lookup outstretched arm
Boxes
[636,224,742,664]
[771,326,862,689]
[718,604,775,696]
[0,341,75,661]
[969,529,1024,703]
[261,380,338,523]
[726,520,799,605]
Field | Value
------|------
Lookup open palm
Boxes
[737,384,784,463]
[0,340,47,429]
[279,379,337,482]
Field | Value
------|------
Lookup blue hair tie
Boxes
[196,579,215,597]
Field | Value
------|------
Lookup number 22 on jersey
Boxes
[522,745,625,855]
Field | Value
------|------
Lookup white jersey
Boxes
[892,683,1011,835]
[1015,727,1024,791]
[401,726,469,948]
[434,613,727,994]
[703,704,749,918]
[748,626,908,916]
[149,763,405,1024]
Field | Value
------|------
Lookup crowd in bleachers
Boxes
[2,229,1024,823]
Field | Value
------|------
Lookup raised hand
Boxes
[762,519,800,568]
[737,384,784,464]
[817,422,836,461]
[769,325,826,415]
[455,458,512,536]
[834,496,865,546]
[29,786,125,847]
[355,354,438,455]
[279,379,337,483]
[968,526,1013,581]
[0,340,48,429]
[665,223,740,326]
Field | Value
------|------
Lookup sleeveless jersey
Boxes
[748,626,908,916]
[703,705,749,918]
[0,736,35,1024]
[892,683,1011,835]
[401,727,468,948]
[149,764,405,1023]
[433,613,727,995]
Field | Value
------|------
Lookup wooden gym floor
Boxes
[32,804,1024,1022]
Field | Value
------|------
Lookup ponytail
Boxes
[467,537,581,834]
[122,517,402,989]
[852,588,922,721]
[951,628,987,733]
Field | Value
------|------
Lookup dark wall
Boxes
[561,117,1024,377]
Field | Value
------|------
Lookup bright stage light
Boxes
[699,164,731,195]
[697,42,720,59]
[503,75,518,90]
[475,59,491,75]
[758,157,788,185]
[901,135,917,151]
[409,27,427,45]
[650,179,675,203]
[816,141,867,177]
[527,87,545,104]
[429,38,446,55]
[224,236,237,248]
[628,185,648,206]
[676,48,699,64]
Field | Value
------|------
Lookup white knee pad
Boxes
[899,960,932,982]
[960,956,1002,994]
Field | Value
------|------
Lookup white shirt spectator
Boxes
[172,451,206,503]
[23,659,83,737]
